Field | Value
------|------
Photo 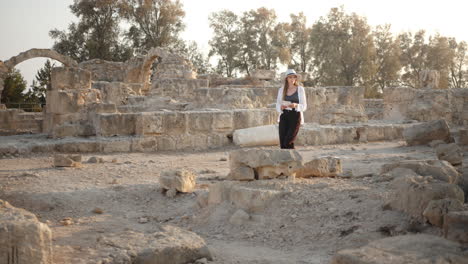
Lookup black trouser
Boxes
[279,109,301,149]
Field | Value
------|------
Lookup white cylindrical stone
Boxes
[233,125,279,147]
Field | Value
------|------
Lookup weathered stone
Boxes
[460,129,468,145]
[79,59,126,82]
[330,234,468,264]
[227,166,256,181]
[388,175,464,219]
[403,120,453,146]
[377,167,421,182]
[444,211,468,245]
[381,160,460,184]
[229,185,284,212]
[51,67,92,90]
[0,200,53,264]
[435,143,463,166]
[251,69,276,80]
[54,154,81,167]
[229,209,250,225]
[423,198,464,227]
[160,169,196,193]
[420,70,440,89]
[97,225,212,264]
[233,125,279,147]
[295,156,342,178]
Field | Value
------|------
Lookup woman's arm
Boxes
[276,87,284,113]
[296,86,307,112]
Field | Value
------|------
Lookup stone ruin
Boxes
[1,48,468,263]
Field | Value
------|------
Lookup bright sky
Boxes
[1,0,467,86]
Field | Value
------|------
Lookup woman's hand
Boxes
[289,103,297,108]
[281,105,288,110]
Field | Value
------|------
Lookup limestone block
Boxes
[403,120,453,146]
[229,148,303,174]
[435,143,463,166]
[377,167,421,182]
[251,69,276,80]
[423,198,464,227]
[232,109,274,130]
[227,166,256,181]
[46,89,101,114]
[51,67,91,90]
[381,160,460,184]
[135,112,163,136]
[162,112,187,134]
[233,125,279,147]
[54,154,81,167]
[96,113,138,136]
[130,137,157,152]
[330,234,468,264]
[208,181,234,206]
[187,111,214,133]
[295,156,342,178]
[212,112,233,131]
[92,81,137,105]
[257,165,296,180]
[87,103,117,114]
[100,140,131,153]
[459,129,468,145]
[388,175,464,219]
[0,200,52,264]
[444,211,468,244]
[52,123,94,138]
[97,225,212,264]
[54,141,100,153]
[160,169,196,193]
[156,136,176,151]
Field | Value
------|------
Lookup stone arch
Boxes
[124,47,171,92]
[0,49,78,104]
[3,48,78,69]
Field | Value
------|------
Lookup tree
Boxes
[372,24,401,90]
[175,41,212,74]
[309,7,376,87]
[448,39,467,88]
[239,7,279,74]
[50,0,133,62]
[1,69,27,106]
[426,34,455,89]
[208,10,242,77]
[120,0,185,53]
[26,60,55,105]
[288,12,312,72]
[398,30,428,88]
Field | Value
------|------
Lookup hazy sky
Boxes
[1,0,467,86]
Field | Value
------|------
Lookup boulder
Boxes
[381,160,460,184]
[53,154,82,167]
[159,169,196,193]
[422,198,464,227]
[459,129,468,145]
[227,166,256,181]
[0,200,52,264]
[388,175,464,219]
[444,211,468,245]
[97,225,212,264]
[330,234,468,264]
[435,143,463,166]
[403,120,453,146]
[295,156,342,178]
[229,148,303,180]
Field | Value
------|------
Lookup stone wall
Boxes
[193,86,368,124]
[79,59,127,82]
[0,109,43,135]
[364,99,384,120]
[94,109,277,137]
[383,87,468,126]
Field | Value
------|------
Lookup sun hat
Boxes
[284,69,298,78]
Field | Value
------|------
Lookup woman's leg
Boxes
[283,112,301,149]
[278,113,288,149]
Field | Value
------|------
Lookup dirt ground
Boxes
[0,140,466,263]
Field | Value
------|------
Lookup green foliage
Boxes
[309,7,376,87]
[50,0,133,62]
[120,0,186,53]
[1,69,28,105]
[449,39,467,88]
[175,41,212,74]
[372,24,401,90]
[27,60,55,105]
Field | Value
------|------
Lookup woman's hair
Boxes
[282,76,300,100]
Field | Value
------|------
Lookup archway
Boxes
[0,49,77,105]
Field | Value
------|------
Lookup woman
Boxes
[275,69,307,149]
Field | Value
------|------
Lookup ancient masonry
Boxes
[0,48,467,153]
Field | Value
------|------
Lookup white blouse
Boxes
[275,85,307,124]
